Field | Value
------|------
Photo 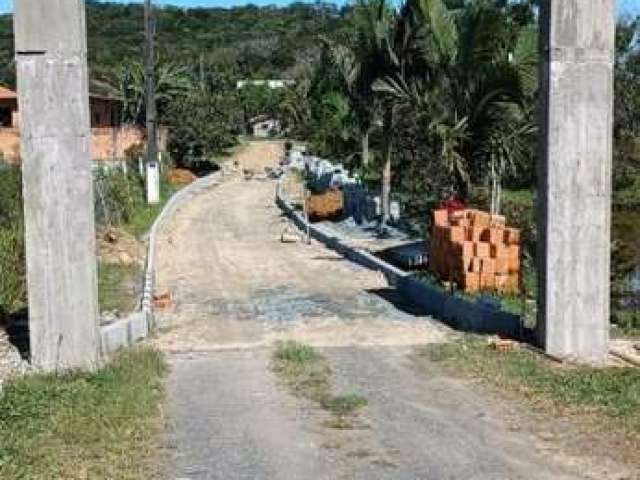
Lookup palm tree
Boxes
[322,0,403,228]
[97,60,192,126]
[376,0,537,213]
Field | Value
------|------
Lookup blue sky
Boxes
[0,0,335,12]
[1,0,639,14]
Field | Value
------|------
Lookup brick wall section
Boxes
[0,126,168,163]
[91,126,141,160]
[0,128,20,164]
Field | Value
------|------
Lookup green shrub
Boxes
[94,169,146,227]
[612,309,640,332]
[0,167,26,314]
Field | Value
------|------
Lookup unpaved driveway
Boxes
[155,142,633,479]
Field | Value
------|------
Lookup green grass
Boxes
[272,341,333,404]
[274,341,318,364]
[420,337,640,439]
[611,309,640,338]
[321,393,368,416]
[272,341,367,421]
[125,180,180,238]
[98,263,142,314]
[0,167,26,315]
[0,347,167,480]
[614,173,640,207]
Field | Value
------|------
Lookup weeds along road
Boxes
[154,142,631,480]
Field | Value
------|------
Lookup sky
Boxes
[0,0,639,14]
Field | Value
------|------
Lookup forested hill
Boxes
[0,1,349,85]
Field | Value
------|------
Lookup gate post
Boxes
[15,0,99,370]
[537,1,616,364]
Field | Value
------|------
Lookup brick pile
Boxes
[430,208,521,294]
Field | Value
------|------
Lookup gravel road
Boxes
[155,142,634,480]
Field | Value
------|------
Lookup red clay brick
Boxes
[434,209,448,227]
[474,241,491,258]
[495,257,509,275]
[481,258,496,274]
[448,226,465,243]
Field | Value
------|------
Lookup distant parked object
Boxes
[236,79,295,90]
[249,115,281,138]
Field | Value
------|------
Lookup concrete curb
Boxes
[100,171,223,356]
[276,181,523,338]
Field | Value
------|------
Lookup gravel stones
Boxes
[0,328,30,389]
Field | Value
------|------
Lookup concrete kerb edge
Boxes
[99,171,223,356]
[276,187,407,285]
[276,179,522,338]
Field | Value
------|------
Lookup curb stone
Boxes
[99,171,223,356]
[276,179,522,338]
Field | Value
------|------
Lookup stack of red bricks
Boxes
[430,208,521,294]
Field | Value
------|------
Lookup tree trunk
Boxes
[361,130,370,168]
[381,110,393,228]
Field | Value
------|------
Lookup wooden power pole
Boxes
[144,0,159,204]
[14,0,99,370]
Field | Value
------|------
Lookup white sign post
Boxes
[147,160,160,205]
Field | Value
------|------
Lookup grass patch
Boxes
[274,341,318,364]
[124,180,179,238]
[272,341,332,404]
[321,393,368,416]
[98,263,142,314]
[0,347,167,479]
[612,310,640,337]
[94,167,181,239]
[0,167,26,315]
[272,341,367,424]
[419,336,640,439]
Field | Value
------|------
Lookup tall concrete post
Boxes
[14,0,99,370]
[538,1,616,364]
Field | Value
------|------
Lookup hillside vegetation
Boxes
[0,1,348,86]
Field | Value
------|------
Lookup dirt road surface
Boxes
[155,142,633,479]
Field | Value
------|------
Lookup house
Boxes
[0,86,20,163]
[249,115,281,138]
[0,85,167,164]
[236,79,295,90]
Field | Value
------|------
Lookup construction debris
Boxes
[153,290,173,310]
[488,336,518,353]
[306,190,344,221]
[97,228,145,266]
[430,208,522,294]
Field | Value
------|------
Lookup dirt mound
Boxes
[97,228,145,266]
[168,168,198,185]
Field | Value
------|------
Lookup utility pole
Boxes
[199,52,205,91]
[537,1,616,365]
[145,0,159,204]
[14,0,99,370]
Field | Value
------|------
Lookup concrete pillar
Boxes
[15,0,99,370]
[537,1,616,364]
